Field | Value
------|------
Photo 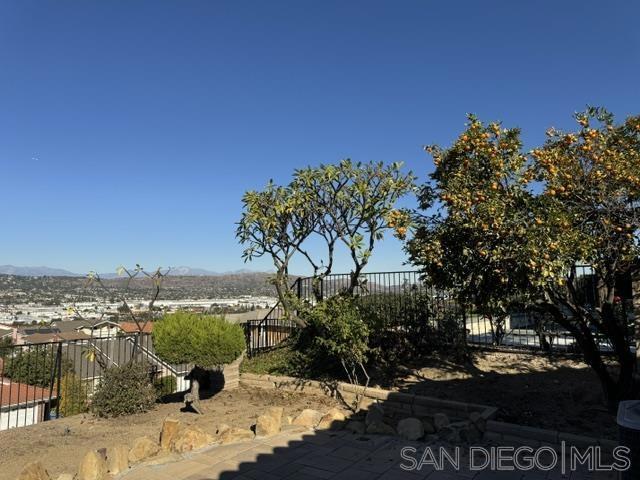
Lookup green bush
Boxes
[92,362,157,417]
[293,296,370,381]
[5,347,73,388]
[153,375,178,399]
[357,291,468,363]
[240,344,302,376]
[153,313,245,368]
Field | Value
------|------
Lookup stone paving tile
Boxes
[474,470,524,479]
[330,467,382,480]
[239,469,282,480]
[293,450,354,472]
[268,459,307,477]
[328,444,372,462]
[427,472,473,480]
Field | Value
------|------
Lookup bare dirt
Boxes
[384,349,617,440]
[0,386,343,480]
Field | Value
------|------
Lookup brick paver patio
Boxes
[119,427,620,480]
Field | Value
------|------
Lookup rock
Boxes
[77,450,108,480]
[316,407,346,430]
[366,420,396,435]
[266,406,284,425]
[365,404,384,426]
[438,425,460,443]
[160,417,182,450]
[397,417,424,441]
[460,424,483,443]
[422,417,436,434]
[56,475,74,480]
[255,406,284,436]
[17,462,50,480]
[106,444,129,475]
[433,413,450,431]
[128,436,160,464]
[345,420,366,435]
[292,409,322,428]
[219,427,255,445]
[171,425,215,453]
[255,414,280,436]
[285,416,293,425]
[468,412,486,432]
[216,423,231,436]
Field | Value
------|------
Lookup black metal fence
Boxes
[243,266,637,356]
[0,333,189,431]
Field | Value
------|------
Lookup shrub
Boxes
[357,291,468,363]
[58,372,89,417]
[296,296,370,384]
[92,362,156,417]
[5,347,73,388]
[153,375,178,400]
[240,344,302,377]
[153,312,245,368]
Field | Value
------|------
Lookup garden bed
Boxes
[0,385,343,479]
[242,346,619,440]
[385,349,618,440]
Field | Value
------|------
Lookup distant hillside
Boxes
[0,264,267,278]
[0,265,79,277]
[0,272,286,305]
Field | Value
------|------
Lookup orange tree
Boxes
[406,108,640,408]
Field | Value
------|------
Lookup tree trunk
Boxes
[184,367,204,414]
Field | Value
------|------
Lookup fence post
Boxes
[54,342,62,419]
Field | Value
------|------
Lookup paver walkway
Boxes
[121,429,616,480]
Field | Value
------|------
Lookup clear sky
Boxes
[1,1,639,275]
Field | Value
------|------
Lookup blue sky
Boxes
[1,1,639,275]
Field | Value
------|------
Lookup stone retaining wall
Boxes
[240,373,619,452]
[240,372,497,421]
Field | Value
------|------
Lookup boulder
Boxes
[265,406,284,425]
[366,420,396,436]
[219,427,255,445]
[255,406,284,436]
[365,404,384,426]
[256,414,280,437]
[397,417,424,441]
[433,413,450,431]
[77,450,108,480]
[468,412,486,432]
[171,425,215,453]
[438,425,460,443]
[17,462,50,480]
[345,420,366,435]
[128,436,160,464]
[216,423,231,437]
[292,409,322,428]
[316,408,346,430]
[422,417,436,434]
[460,424,483,443]
[160,417,182,450]
[106,444,129,475]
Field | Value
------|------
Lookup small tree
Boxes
[153,312,245,412]
[58,372,89,417]
[407,109,640,408]
[237,160,414,320]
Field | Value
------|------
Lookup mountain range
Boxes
[0,265,264,278]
